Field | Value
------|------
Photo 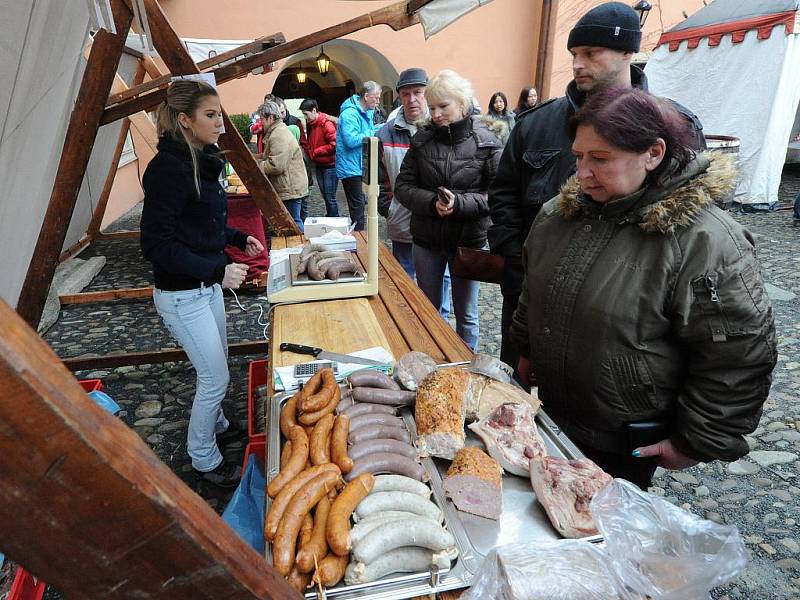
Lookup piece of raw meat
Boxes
[462,375,542,422]
[395,351,438,391]
[528,454,612,538]
[468,401,547,477]
[443,446,503,520]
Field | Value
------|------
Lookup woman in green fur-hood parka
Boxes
[510,87,776,490]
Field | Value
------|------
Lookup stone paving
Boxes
[37,164,800,598]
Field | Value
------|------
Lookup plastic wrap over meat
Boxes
[460,539,627,600]
[592,479,748,600]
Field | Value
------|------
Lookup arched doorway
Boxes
[273,40,398,117]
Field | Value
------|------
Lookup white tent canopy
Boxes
[645,0,800,209]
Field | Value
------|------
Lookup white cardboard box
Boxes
[303,217,352,238]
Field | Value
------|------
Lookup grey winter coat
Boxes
[509,153,776,462]
[394,115,503,252]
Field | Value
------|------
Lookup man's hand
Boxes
[517,355,534,387]
[633,438,699,470]
[222,263,248,289]
[245,236,264,256]
[435,187,455,218]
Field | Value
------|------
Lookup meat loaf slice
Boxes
[415,368,469,459]
[395,351,438,391]
[443,446,503,520]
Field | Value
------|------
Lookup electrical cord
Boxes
[227,287,308,341]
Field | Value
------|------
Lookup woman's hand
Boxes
[245,236,264,256]
[222,263,248,289]
[633,439,699,470]
[435,187,455,218]
[517,355,534,387]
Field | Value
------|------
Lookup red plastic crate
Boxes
[78,379,103,393]
[247,359,268,442]
[242,438,266,472]
[9,566,46,600]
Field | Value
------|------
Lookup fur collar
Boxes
[413,114,503,147]
[557,152,738,234]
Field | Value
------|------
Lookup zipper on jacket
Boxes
[706,275,720,302]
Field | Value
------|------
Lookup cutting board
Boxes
[270,297,393,371]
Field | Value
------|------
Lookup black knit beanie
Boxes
[567,2,641,53]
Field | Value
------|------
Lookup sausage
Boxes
[266,463,340,541]
[352,387,416,406]
[326,473,375,556]
[267,426,309,498]
[299,513,313,547]
[349,512,422,546]
[373,474,431,497]
[351,517,456,565]
[344,452,427,482]
[354,491,441,522]
[348,424,411,445]
[344,546,453,585]
[335,392,355,414]
[326,260,363,281]
[312,553,348,587]
[298,383,340,426]
[272,470,341,576]
[330,414,353,474]
[279,392,300,438]
[353,509,435,525]
[341,402,396,419]
[306,254,326,280]
[348,412,406,431]
[346,369,401,390]
[286,564,311,593]
[299,368,337,413]
[309,413,334,466]
[279,440,292,469]
[348,438,417,462]
[296,496,332,573]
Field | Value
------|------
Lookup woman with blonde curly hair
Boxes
[395,70,503,349]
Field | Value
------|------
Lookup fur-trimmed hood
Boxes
[412,114,504,148]
[557,152,738,234]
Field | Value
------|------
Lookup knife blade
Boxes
[279,343,388,367]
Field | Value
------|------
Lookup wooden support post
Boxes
[141,0,299,236]
[0,300,296,599]
[101,0,421,123]
[61,340,267,370]
[16,0,134,327]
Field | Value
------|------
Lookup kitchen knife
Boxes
[280,343,388,367]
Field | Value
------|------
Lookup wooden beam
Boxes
[97,229,141,239]
[534,0,558,100]
[140,0,298,235]
[61,340,267,370]
[59,286,154,305]
[58,235,92,263]
[0,300,296,599]
[16,0,134,328]
[88,117,132,239]
[107,34,285,107]
[101,0,420,124]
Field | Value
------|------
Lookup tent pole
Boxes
[0,299,296,599]
[16,0,134,327]
[140,0,299,235]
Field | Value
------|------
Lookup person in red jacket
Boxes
[300,98,340,217]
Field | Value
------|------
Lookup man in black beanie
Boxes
[488,1,704,384]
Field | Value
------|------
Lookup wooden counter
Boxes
[268,233,472,599]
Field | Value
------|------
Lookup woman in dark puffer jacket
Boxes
[395,70,503,350]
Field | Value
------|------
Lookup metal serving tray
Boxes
[266,385,598,599]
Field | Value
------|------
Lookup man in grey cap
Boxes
[377,67,451,316]
[488,1,705,382]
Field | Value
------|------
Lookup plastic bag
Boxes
[592,479,748,600]
[222,454,266,553]
[460,539,624,600]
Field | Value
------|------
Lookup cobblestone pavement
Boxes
[37,165,800,598]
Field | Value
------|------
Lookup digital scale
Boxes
[266,137,380,303]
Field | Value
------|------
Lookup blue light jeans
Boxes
[153,283,231,472]
[285,197,305,232]
[316,165,340,217]
[412,244,480,350]
[393,240,452,319]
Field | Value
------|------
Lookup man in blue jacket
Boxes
[336,81,382,231]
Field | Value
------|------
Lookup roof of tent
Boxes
[657,0,799,51]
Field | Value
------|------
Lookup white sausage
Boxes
[344,547,453,585]
[351,517,456,564]
[373,474,431,497]
[355,491,441,522]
